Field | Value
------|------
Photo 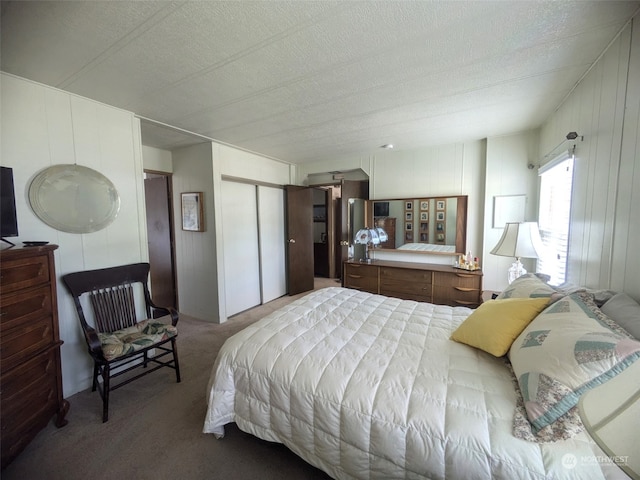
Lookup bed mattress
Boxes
[203,287,622,479]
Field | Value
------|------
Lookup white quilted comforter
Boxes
[203,287,623,480]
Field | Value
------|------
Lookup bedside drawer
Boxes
[0,255,51,295]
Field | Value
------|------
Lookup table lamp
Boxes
[490,222,545,283]
[354,227,387,263]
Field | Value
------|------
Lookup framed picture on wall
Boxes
[436,211,445,221]
[405,231,413,241]
[420,200,429,211]
[406,222,413,231]
[420,212,428,221]
[405,212,413,221]
[436,200,445,210]
[405,201,413,210]
[181,192,205,231]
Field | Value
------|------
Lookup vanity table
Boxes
[343,259,483,308]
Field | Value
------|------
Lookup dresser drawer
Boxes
[1,314,57,371]
[380,267,432,300]
[0,284,54,333]
[433,285,481,307]
[344,263,378,293]
[1,348,60,465]
[0,254,51,295]
[433,271,481,289]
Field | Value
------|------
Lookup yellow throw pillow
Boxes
[450,297,551,357]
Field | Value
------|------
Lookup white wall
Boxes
[140,138,292,324]
[1,73,148,397]
[142,144,173,172]
[539,19,640,301]
[172,143,219,321]
[297,141,488,269]
[483,131,541,291]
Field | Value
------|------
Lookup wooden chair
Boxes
[63,263,181,422]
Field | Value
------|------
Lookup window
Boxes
[537,152,574,286]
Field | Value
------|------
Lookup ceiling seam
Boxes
[58,1,187,89]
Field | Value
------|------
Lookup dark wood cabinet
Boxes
[343,259,482,308]
[1,245,69,469]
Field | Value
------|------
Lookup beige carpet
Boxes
[2,278,339,480]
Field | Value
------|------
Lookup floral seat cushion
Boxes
[98,319,178,361]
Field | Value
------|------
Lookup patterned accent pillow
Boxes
[509,292,640,435]
[495,273,557,300]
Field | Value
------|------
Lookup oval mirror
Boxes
[29,164,120,234]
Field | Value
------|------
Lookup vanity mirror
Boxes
[366,195,467,254]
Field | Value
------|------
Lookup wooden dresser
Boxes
[1,245,69,468]
[343,259,483,308]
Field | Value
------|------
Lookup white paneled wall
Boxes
[483,131,540,292]
[1,73,147,397]
[172,143,219,321]
[539,20,640,300]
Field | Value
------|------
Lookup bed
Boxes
[203,284,637,479]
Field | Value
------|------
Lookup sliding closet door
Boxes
[258,186,286,303]
[221,181,261,316]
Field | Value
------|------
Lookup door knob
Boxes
[288,239,296,243]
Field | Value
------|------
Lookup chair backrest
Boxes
[63,263,153,334]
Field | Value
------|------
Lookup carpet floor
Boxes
[2,278,339,480]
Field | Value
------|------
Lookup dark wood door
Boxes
[285,185,314,295]
[144,175,177,310]
[337,180,369,278]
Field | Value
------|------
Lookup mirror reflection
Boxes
[366,196,467,254]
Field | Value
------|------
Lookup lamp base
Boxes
[508,258,527,284]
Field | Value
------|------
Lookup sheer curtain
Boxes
[537,152,574,285]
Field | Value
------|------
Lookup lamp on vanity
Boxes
[354,227,388,263]
[490,222,545,283]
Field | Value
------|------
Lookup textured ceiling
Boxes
[2,1,639,165]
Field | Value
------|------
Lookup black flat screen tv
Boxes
[1,166,19,245]
[373,201,389,217]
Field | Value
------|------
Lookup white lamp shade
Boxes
[355,227,387,245]
[376,227,388,242]
[354,228,372,245]
[490,222,545,259]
